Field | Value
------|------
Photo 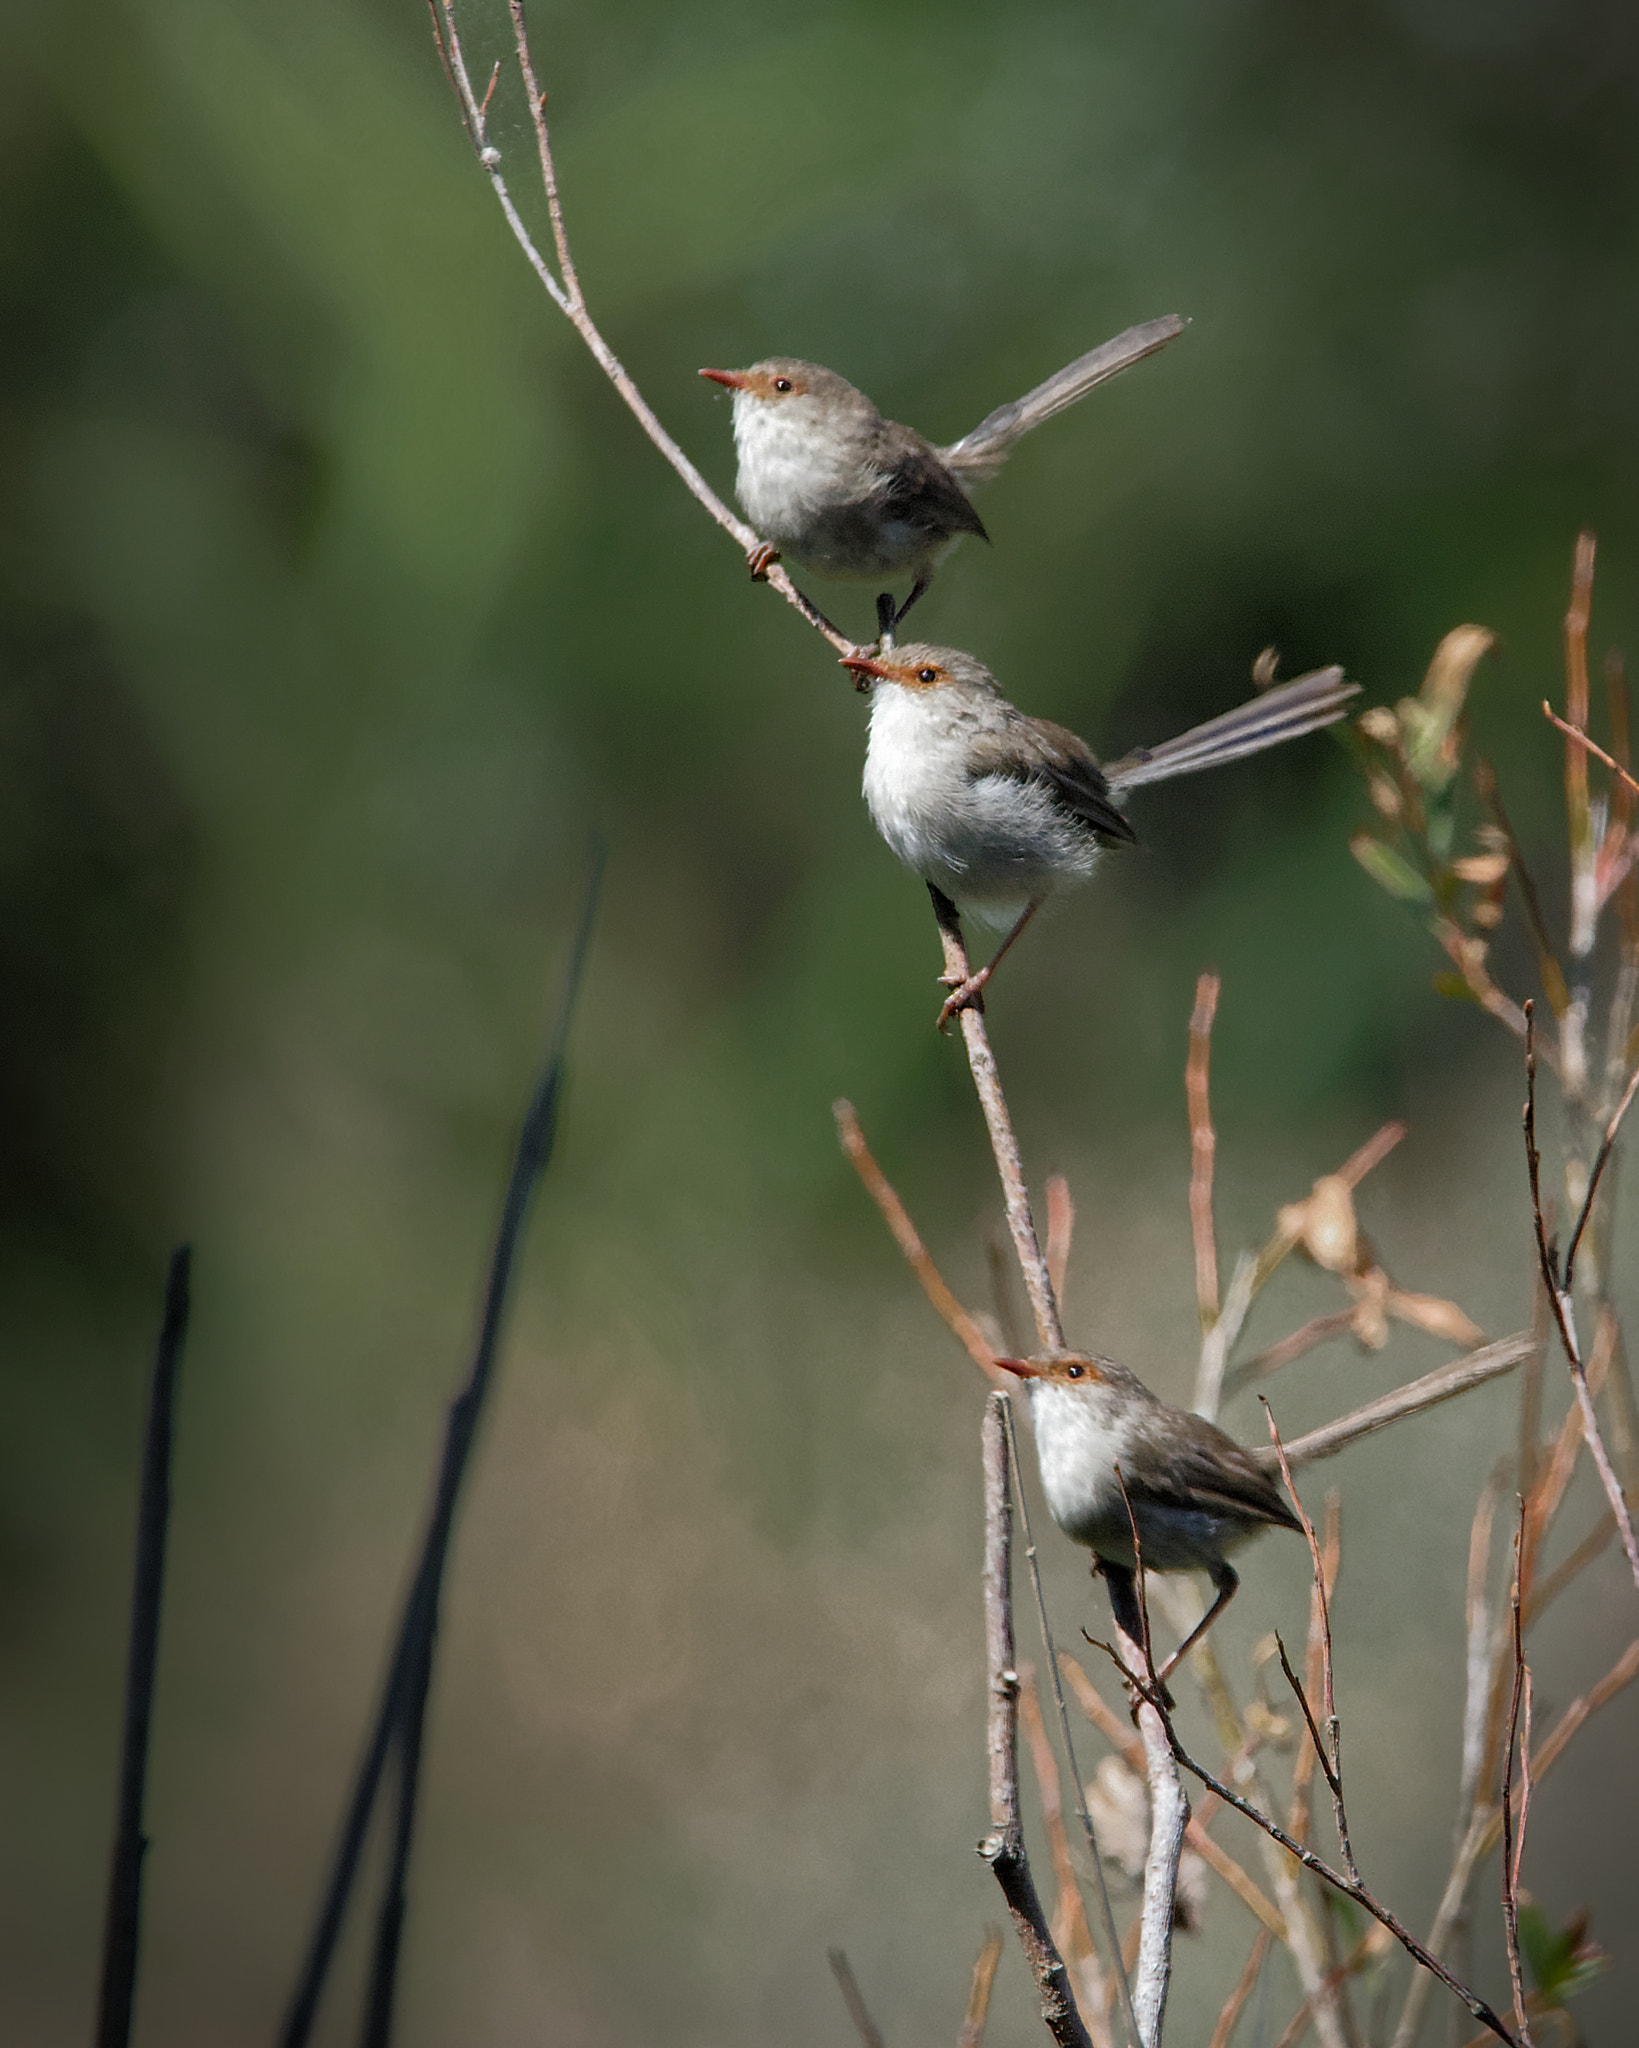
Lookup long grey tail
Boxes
[1102,667,1360,794]
[940,316,1187,482]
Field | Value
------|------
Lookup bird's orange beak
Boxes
[994,1357,1044,1380]
[698,367,749,390]
[840,654,897,687]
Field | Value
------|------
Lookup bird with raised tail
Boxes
[998,1353,1302,1683]
[700,318,1184,627]
[839,642,1359,1027]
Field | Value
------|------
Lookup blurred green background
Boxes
[4,0,1639,2040]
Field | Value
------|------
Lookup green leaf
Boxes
[1519,1904,1609,2005]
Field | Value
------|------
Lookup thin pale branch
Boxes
[833,1099,1000,1378]
[1251,1332,1535,1472]
[932,890,1065,1354]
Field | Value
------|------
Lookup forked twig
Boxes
[429,0,863,657]
[96,1247,192,2048]
[1089,1579,1517,2046]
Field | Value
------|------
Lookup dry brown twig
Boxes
[958,1930,1006,2048]
[828,1950,887,2048]
[1499,1512,1536,2048]
[1186,971,1222,1333]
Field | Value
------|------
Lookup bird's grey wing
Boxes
[870,423,990,544]
[966,718,1138,846]
[941,316,1188,482]
[1102,667,1359,794]
[1122,1428,1303,1534]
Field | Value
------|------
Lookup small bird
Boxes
[997,1353,1303,1683]
[838,642,1359,1026]
[700,318,1184,627]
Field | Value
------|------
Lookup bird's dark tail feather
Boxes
[1103,666,1359,794]
[942,316,1188,480]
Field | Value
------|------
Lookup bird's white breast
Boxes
[732,395,856,536]
[1028,1381,1135,1545]
[862,686,1102,928]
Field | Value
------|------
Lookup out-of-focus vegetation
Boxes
[3,0,1638,2042]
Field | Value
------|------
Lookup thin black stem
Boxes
[359,1632,434,2048]
[96,1246,192,2048]
[278,844,605,2048]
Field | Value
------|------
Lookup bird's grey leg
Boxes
[1155,1563,1239,1686]
[875,591,898,647]
[935,900,1043,1031]
[892,570,932,627]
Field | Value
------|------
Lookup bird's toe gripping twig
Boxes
[746,541,780,580]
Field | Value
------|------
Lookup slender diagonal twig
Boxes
[1263,1411,1356,1885]
[430,0,862,657]
[1562,1055,1639,1290]
[1522,1001,1639,1590]
[834,1100,999,1377]
[828,1949,887,2048]
[95,1247,192,2048]
[1207,1930,1271,2048]
[358,1631,433,2048]
[279,846,604,2048]
[957,1929,1006,2048]
[1499,1511,1536,2048]
[1544,703,1639,804]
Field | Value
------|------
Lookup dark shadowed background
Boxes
[3,0,1638,2041]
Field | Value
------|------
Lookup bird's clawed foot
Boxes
[746,541,780,581]
[936,968,990,1032]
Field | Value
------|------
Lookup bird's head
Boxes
[699,358,861,417]
[838,642,999,696]
[995,1353,1115,1391]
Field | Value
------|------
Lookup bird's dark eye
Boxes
[1065,1363,1084,1379]
[773,376,793,393]
[917,666,938,683]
